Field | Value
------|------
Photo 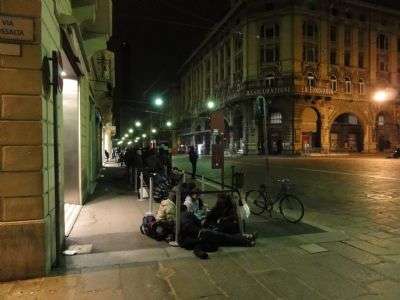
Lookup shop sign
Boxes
[0,15,34,42]
[298,86,334,96]
[245,87,292,97]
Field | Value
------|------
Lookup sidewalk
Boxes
[2,165,400,299]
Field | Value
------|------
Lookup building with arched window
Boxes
[173,0,400,155]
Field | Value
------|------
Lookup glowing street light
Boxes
[124,134,129,138]
[117,141,123,145]
[166,121,173,128]
[135,121,142,128]
[127,141,133,145]
[373,88,398,103]
[154,97,164,107]
[151,128,157,134]
[142,133,147,138]
[207,100,216,110]
[128,128,134,134]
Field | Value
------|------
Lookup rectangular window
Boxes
[358,30,365,48]
[359,81,365,94]
[261,46,279,64]
[270,112,282,124]
[305,46,318,62]
[330,49,337,65]
[345,80,352,94]
[358,52,364,68]
[345,50,351,66]
[345,27,352,46]
[330,26,337,42]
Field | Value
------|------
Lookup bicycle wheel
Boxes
[246,190,266,215]
[279,195,304,223]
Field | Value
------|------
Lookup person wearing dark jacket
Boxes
[188,146,198,179]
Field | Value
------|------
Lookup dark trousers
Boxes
[191,161,197,178]
[198,229,250,247]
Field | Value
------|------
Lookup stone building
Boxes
[174,0,400,155]
[0,0,114,281]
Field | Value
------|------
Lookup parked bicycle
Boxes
[245,179,304,223]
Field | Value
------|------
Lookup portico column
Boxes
[320,117,330,154]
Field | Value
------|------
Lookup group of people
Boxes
[154,182,256,259]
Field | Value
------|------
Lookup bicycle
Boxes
[245,179,304,223]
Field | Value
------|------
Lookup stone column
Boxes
[244,101,258,155]
[320,116,330,153]
[0,0,46,281]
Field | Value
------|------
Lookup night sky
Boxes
[110,0,400,129]
[111,0,231,125]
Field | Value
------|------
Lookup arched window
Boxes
[270,112,282,124]
[358,79,365,94]
[330,75,337,91]
[345,77,352,94]
[307,72,316,87]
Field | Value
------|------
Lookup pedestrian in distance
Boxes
[104,150,110,162]
[188,146,198,179]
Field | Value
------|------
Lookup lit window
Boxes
[345,77,352,94]
[330,76,337,91]
[378,115,385,126]
[358,79,365,94]
[349,115,358,125]
[307,73,316,87]
[270,112,282,124]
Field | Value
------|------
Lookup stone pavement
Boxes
[2,162,400,299]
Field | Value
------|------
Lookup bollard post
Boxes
[169,182,182,247]
[201,176,205,191]
[129,167,133,186]
[139,172,144,200]
[147,176,153,215]
[134,168,138,194]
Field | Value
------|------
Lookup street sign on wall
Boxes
[0,15,34,42]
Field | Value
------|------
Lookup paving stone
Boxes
[227,249,282,273]
[73,288,124,300]
[255,269,327,300]
[344,240,400,255]
[79,267,121,293]
[299,244,329,254]
[382,255,400,263]
[321,242,382,265]
[120,263,174,300]
[368,262,400,281]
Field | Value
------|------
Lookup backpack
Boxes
[140,215,157,238]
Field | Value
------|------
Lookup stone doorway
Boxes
[330,113,364,152]
[300,107,321,152]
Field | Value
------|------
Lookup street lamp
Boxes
[151,128,157,134]
[166,121,173,128]
[117,141,123,145]
[124,134,129,138]
[128,128,134,134]
[127,141,133,145]
[142,133,147,138]
[207,100,216,110]
[135,121,142,128]
[154,97,164,107]
[373,88,398,103]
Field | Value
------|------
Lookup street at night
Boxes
[3,0,400,299]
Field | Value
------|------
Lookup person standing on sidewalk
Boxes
[188,146,198,179]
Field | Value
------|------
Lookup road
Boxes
[173,155,400,231]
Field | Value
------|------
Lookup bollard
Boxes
[169,182,182,247]
[147,176,153,215]
[134,168,138,194]
[129,167,133,186]
[139,172,144,200]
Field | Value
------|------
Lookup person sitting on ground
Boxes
[156,191,176,222]
[183,188,206,220]
[203,193,240,235]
